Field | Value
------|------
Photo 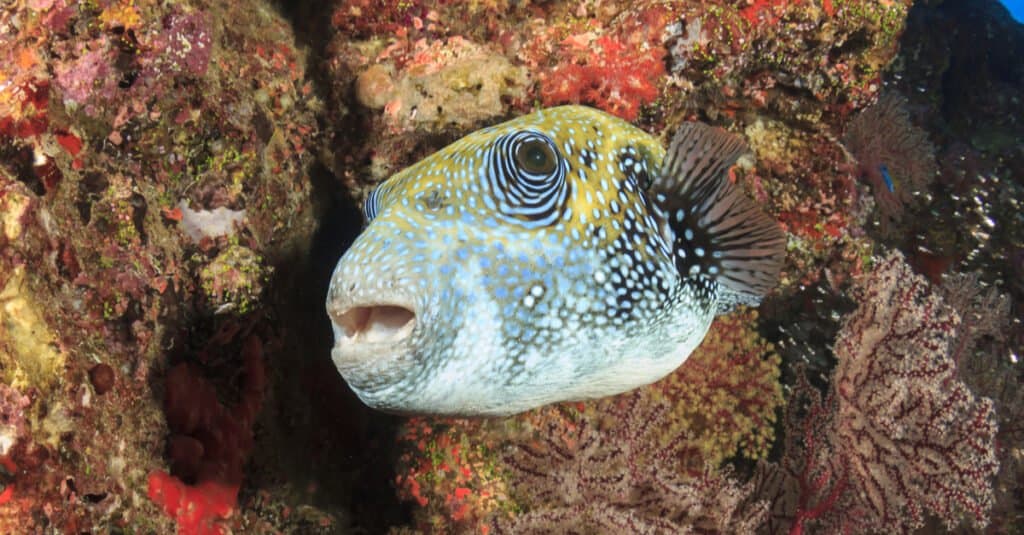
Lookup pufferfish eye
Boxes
[515,138,558,175]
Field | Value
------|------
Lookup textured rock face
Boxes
[0,0,324,531]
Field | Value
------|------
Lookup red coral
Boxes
[149,334,266,535]
[739,0,796,27]
[539,34,665,121]
[330,0,433,39]
[0,456,16,506]
[780,384,848,535]
[147,472,237,535]
[0,79,50,139]
[54,130,82,156]
[394,417,506,530]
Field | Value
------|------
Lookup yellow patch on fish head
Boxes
[365,105,667,253]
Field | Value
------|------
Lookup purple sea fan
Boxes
[754,252,1001,534]
[832,251,998,531]
[842,93,937,232]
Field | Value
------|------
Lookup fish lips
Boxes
[326,286,420,388]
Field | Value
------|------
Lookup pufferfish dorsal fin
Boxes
[654,122,786,312]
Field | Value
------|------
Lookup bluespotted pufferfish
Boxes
[326,105,784,416]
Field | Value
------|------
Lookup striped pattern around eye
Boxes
[484,131,570,228]
[364,183,385,221]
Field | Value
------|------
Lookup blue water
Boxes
[1002,0,1024,22]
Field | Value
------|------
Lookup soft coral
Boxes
[539,34,665,121]
[148,334,265,535]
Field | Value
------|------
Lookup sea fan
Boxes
[842,93,937,233]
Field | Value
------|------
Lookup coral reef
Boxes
[495,392,768,534]
[841,92,937,232]
[938,271,1020,532]
[393,307,783,531]
[537,33,665,121]
[662,0,910,123]
[755,252,999,534]
[651,308,783,467]
[1,0,1020,532]
[0,0,323,531]
[831,253,997,531]
[394,417,512,531]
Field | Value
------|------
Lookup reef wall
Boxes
[0,0,1020,533]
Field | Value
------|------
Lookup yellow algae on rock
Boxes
[0,266,66,391]
[357,38,528,130]
[199,244,268,315]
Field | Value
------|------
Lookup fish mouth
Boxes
[329,298,419,393]
[332,303,417,347]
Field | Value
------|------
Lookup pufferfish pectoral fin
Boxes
[654,122,786,313]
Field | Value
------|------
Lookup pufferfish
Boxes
[326,105,784,416]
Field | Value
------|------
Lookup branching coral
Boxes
[496,392,767,534]
[937,272,1020,530]
[842,93,937,232]
[756,252,999,534]
[832,252,997,531]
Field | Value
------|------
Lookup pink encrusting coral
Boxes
[52,43,119,110]
[538,33,665,121]
[50,7,213,119]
